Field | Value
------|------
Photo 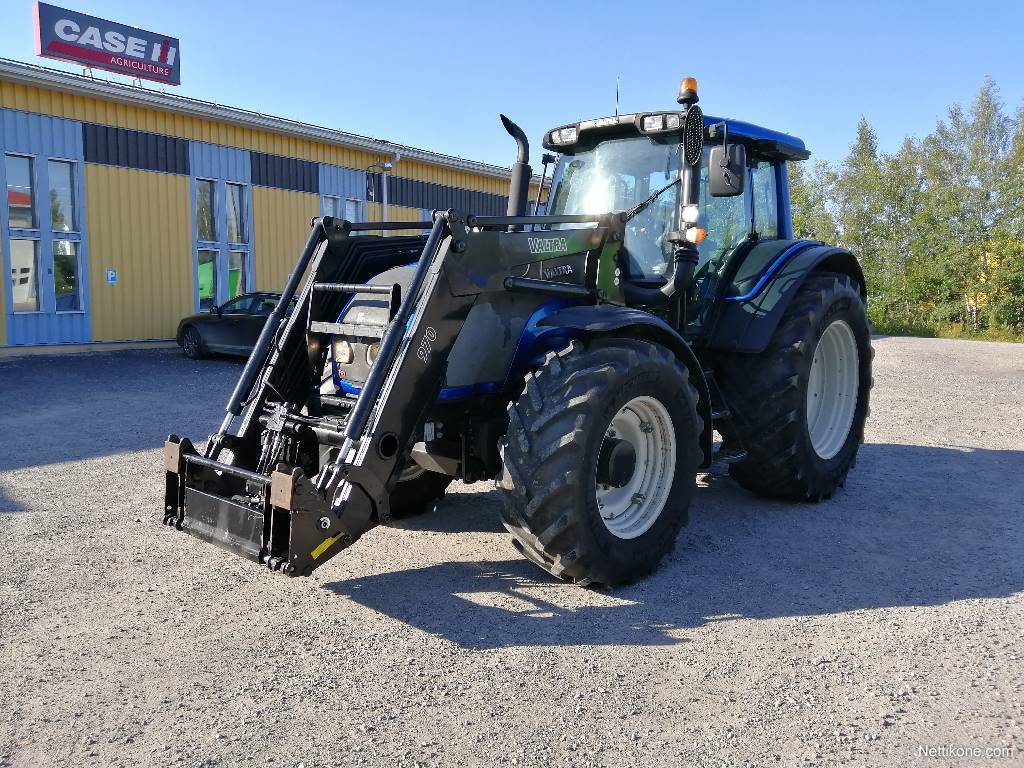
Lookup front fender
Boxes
[705,240,865,354]
[535,306,714,467]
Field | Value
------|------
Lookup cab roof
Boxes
[551,112,810,161]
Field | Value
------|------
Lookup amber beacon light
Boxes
[677,77,699,105]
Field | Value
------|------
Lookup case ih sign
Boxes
[34,3,180,85]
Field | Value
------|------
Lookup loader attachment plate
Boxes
[180,488,266,562]
[164,436,369,576]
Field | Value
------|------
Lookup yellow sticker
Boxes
[310,533,343,560]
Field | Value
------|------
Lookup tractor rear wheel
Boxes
[498,338,702,586]
[717,272,872,501]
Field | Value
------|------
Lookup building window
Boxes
[48,160,76,232]
[9,239,40,312]
[196,179,216,241]
[324,195,360,222]
[5,155,35,229]
[197,249,218,310]
[226,183,246,244]
[53,240,81,312]
[228,251,249,298]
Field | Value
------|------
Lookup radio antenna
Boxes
[615,76,620,117]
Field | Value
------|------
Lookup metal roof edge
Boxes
[0,57,545,184]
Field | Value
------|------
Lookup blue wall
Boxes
[0,109,90,345]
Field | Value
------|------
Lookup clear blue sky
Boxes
[3,0,1022,170]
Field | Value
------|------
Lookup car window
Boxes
[221,296,256,314]
[251,297,279,315]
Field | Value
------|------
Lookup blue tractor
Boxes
[165,78,871,586]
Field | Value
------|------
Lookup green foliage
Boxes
[789,78,1024,342]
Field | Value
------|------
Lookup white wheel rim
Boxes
[596,395,676,540]
[806,319,859,460]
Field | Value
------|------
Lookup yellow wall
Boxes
[85,165,192,341]
[252,187,320,291]
[0,80,526,198]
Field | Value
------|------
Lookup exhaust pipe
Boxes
[500,115,531,229]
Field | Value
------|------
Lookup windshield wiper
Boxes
[623,178,680,222]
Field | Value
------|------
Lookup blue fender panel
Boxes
[536,306,714,466]
[706,242,866,354]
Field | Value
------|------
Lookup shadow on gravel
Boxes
[0,350,241,474]
[0,483,25,514]
[325,443,1024,649]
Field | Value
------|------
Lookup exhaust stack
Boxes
[500,115,531,226]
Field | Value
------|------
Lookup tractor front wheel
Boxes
[498,338,702,586]
[387,462,453,519]
[717,272,872,501]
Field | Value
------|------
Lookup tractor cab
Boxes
[541,81,810,332]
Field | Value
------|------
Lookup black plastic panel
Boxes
[250,151,319,193]
[83,123,189,174]
[368,172,508,215]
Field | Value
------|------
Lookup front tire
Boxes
[387,463,453,519]
[717,272,872,501]
[498,338,702,586]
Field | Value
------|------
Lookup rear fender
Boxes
[533,306,714,467]
[705,241,865,354]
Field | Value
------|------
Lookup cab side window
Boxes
[751,161,779,239]
[697,149,750,268]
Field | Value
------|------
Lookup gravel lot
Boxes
[0,336,1022,768]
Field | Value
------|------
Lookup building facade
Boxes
[0,59,537,348]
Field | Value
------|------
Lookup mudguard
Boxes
[536,306,714,467]
[705,240,866,354]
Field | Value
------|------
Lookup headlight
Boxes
[366,342,380,366]
[332,338,353,365]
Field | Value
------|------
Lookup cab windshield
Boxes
[545,136,769,286]
[546,136,680,280]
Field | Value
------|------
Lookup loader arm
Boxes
[164,210,622,576]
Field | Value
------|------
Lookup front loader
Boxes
[165,78,872,586]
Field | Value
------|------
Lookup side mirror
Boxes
[209,305,220,315]
[709,143,746,197]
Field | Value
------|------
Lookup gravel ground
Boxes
[0,337,1022,768]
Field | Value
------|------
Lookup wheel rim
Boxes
[596,396,676,540]
[806,319,859,460]
[184,330,199,356]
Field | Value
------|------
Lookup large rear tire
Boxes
[498,338,702,586]
[717,272,872,501]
